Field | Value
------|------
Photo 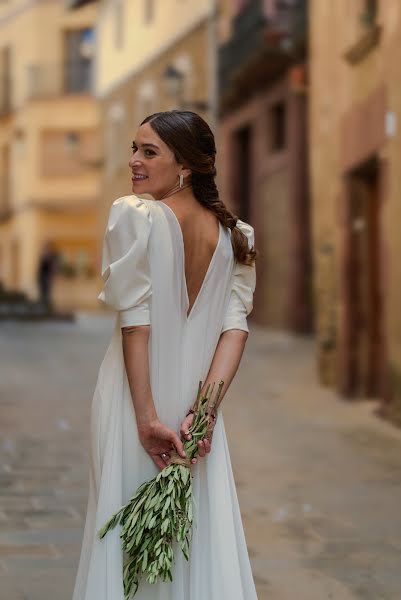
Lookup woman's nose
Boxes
[129,154,141,168]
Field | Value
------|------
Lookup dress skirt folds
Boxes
[72,195,258,600]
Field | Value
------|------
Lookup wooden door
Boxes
[347,158,382,397]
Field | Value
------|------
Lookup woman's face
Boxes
[129,123,188,199]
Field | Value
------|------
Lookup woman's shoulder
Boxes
[235,218,255,248]
[107,195,153,230]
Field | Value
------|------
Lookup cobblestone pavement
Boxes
[1,315,401,600]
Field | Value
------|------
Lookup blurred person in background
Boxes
[36,241,59,311]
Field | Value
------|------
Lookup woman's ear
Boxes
[181,167,192,179]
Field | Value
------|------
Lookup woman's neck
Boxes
[157,185,196,206]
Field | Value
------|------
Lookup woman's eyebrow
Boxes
[132,141,159,150]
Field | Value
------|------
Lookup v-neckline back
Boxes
[159,200,222,321]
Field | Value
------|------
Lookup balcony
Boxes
[26,60,93,100]
[219,0,307,110]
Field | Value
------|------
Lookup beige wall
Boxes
[95,0,213,97]
[12,98,101,211]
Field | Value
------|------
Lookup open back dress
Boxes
[72,194,258,600]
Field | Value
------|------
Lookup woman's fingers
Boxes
[180,413,194,440]
[169,431,186,458]
[189,438,212,465]
[180,427,192,441]
[196,438,212,459]
[161,452,170,465]
[197,441,205,457]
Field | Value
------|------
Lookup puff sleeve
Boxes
[221,220,256,334]
[97,195,152,328]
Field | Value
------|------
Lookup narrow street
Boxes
[1,316,401,599]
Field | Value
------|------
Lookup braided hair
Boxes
[140,110,257,266]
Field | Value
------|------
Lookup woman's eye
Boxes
[131,146,154,156]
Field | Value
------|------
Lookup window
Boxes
[0,46,11,115]
[114,0,124,49]
[270,101,286,152]
[41,131,85,177]
[144,0,155,24]
[64,28,94,93]
[107,103,126,175]
[345,0,380,64]
[175,54,193,106]
[360,0,377,27]
[136,80,156,125]
[0,144,10,215]
[65,132,79,155]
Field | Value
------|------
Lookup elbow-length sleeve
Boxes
[97,195,153,328]
[221,219,256,334]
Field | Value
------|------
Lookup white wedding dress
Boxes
[72,194,258,600]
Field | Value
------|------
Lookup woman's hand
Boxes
[138,419,186,470]
[179,412,216,465]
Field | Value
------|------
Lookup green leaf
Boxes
[135,528,144,547]
[161,518,169,534]
[141,548,148,572]
[162,465,173,477]
[180,465,189,485]
[148,515,157,529]
[162,496,171,517]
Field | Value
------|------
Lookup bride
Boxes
[72,110,258,599]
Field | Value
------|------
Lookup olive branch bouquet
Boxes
[98,379,224,599]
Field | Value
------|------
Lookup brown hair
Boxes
[140,110,257,266]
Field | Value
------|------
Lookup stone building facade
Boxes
[310,1,401,423]
[0,0,102,310]
[218,0,312,332]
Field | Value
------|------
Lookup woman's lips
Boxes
[132,174,148,181]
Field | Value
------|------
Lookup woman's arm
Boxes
[122,325,156,427]
[122,325,186,469]
[180,328,249,462]
[200,328,248,403]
